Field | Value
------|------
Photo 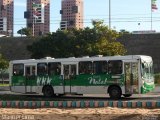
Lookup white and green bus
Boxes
[9,55,154,99]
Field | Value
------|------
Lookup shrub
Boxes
[154,73,160,84]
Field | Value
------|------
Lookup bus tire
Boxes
[43,86,54,97]
[109,86,121,99]
[123,94,132,97]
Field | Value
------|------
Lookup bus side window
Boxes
[48,62,61,75]
[32,66,36,75]
[79,61,93,74]
[37,63,48,75]
[13,64,24,76]
[108,60,122,74]
[93,61,107,74]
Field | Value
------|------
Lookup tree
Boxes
[27,21,126,58]
[119,29,130,35]
[17,28,32,36]
[0,54,9,84]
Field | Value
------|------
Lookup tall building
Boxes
[25,0,50,36]
[60,0,83,30]
[0,0,14,36]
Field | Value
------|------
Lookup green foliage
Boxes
[0,54,9,84]
[27,21,126,58]
[119,29,130,35]
[154,73,160,85]
[17,28,32,37]
[0,54,9,71]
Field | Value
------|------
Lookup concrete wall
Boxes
[118,34,160,73]
[0,34,160,73]
[0,37,38,60]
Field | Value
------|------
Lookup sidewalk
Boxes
[0,86,10,91]
[152,85,160,93]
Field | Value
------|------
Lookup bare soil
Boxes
[0,107,160,120]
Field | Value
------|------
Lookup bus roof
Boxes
[10,55,152,64]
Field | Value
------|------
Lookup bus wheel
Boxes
[43,86,54,97]
[123,94,132,97]
[109,86,121,99]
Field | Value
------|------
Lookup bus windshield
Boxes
[141,61,154,82]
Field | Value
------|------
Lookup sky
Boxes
[14,0,160,36]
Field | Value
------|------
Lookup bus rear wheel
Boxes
[109,86,121,99]
[43,86,54,97]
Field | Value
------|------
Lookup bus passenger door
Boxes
[124,62,133,94]
[124,62,139,94]
[25,65,36,93]
[63,64,77,93]
[131,62,139,94]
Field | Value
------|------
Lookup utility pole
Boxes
[33,17,35,36]
[109,0,111,29]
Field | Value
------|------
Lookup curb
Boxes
[0,101,159,108]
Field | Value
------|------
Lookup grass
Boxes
[0,84,9,86]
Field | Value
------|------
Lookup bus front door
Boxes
[25,65,36,93]
[124,62,139,94]
[63,64,77,94]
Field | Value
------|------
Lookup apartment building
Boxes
[0,0,13,36]
[60,0,83,30]
[25,0,50,36]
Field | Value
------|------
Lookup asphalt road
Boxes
[0,86,160,101]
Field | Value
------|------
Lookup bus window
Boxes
[37,63,48,75]
[108,60,122,74]
[64,65,69,80]
[79,61,92,74]
[25,66,30,76]
[32,66,36,75]
[13,64,24,76]
[48,62,61,75]
[93,61,107,74]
